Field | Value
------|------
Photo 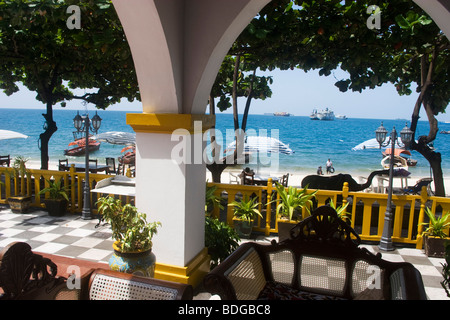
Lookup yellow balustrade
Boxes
[208,181,450,249]
[1,166,448,249]
[0,165,117,214]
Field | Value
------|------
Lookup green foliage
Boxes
[96,197,161,253]
[273,182,316,221]
[11,156,29,196]
[205,184,223,214]
[422,208,450,239]
[328,199,350,223]
[38,179,69,201]
[205,216,240,269]
[228,194,262,223]
[441,241,450,298]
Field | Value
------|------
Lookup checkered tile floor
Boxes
[0,206,448,300]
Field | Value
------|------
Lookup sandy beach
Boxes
[206,167,450,197]
[24,160,450,196]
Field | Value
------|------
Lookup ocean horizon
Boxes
[1,108,449,179]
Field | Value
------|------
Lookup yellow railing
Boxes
[0,166,128,214]
[1,166,448,249]
[208,180,450,249]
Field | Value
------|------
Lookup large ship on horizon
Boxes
[273,111,291,117]
[310,108,335,120]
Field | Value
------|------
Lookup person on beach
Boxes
[326,159,334,174]
[317,166,323,175]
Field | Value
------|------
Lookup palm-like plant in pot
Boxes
[96,196,161,277]
[38,179,69,216]
[422,208,450,258]
[273,183,317,242]
[229,194,262,238]
[7,156,32,213]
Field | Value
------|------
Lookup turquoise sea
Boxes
[1,108,450,178]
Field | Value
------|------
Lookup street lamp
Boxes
[375,122,413,251]
[73,111,102,220]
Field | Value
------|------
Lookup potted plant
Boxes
[422,208,450,258]
[7,156,32,213]
[205,216,240,269]
[228,195,262,238]
[273,183,317,242]
[96,196,161,277]
[38,179,69,216]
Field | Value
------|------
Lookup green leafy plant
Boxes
[96,196,161,253]
[11,156,30,196]
[205,184,223,215]
[328,199,350,223]
[38,179,69,201]
[441,241,450,298]
[273,183,317,221]
[205,216,240,269]
[229,195,262,222]
[422,208,450,239]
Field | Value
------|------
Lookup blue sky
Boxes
[0,67,448,123]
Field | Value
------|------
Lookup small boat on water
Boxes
[273,112,291,117]
[336,114,347,120]
[64,132,101,156]
[119,146,136,165]
[381,148,417,169]
[310,109,319,120]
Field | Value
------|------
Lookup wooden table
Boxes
[61,163,110,174]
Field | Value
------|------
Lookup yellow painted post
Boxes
[416,186,429,249]
[265,179,273,236]
[70,165,77,213]
[342,182,349,221]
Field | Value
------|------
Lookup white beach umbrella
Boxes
[0,130,28,140]
[351,138,380,151]
[226,136,294,155]
[93,131,136,145]
[352,138,404,151]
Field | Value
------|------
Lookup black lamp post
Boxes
[73,111,102,220]
[375,122,413,251]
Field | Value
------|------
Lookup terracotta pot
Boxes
[109,242,156,277]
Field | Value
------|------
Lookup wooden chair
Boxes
[240,168,255,185]
[279,173,289,187]
[105,157,116,175]
[89,159,98,168]
[58,159,68,171]
[0,155,10,167]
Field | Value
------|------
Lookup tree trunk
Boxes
[241,69,256,132]
[232,55,241,132]
[39,102,57,170]
[409,48,445,196]
[206,96,228,183]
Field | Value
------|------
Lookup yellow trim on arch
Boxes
[153,248,210,287]
[127,113,215,134]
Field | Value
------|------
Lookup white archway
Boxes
[111,0,271,285]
